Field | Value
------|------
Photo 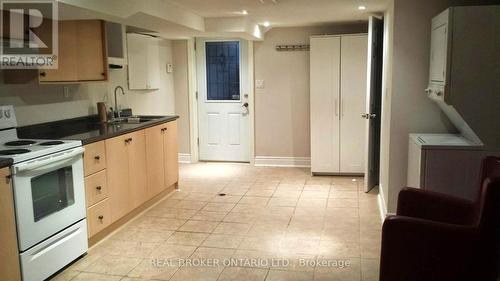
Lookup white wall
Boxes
[0,39,176,126]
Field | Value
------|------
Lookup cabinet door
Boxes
[164,120,179,188]
[105,134,130,222]
[127,33,149,89]
[147,39,161,89]
[339,35,368,173]
[39,21,78,82]
[429,24,448,83]
[0,168,21,281]
[127,130,148,209]
[310,36,341,173]
[76,20,107,81]
[146,124,165,198]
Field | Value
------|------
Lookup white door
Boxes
[340,35,368,173]
[310,36,341,173]
[196,39,250,162]
[364,17,384,192]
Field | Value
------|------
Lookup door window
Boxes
[205,41,240,101]
[31,166,75,222]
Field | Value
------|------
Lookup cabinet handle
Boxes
[94,155,100,160]
[101,72,105,76]
[96,186,102,191]
[5,174,12,183]
[40,72,46,77]
[98,215,104,220]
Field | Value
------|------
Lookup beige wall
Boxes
[0,39,177,126]
[172,40,191,154]
[254,23,368,158]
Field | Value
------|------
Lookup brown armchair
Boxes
[379,156,500,281]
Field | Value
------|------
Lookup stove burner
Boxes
[0,149,31,155]
[5,140,37,146]
[39,141,64,146]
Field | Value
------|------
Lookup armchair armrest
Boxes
[380,216,480,281]
[397,187,475,225]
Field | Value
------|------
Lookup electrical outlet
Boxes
[167,64,173,73]
[63,86,70,98]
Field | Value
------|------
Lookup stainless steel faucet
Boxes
[114,86,125,118]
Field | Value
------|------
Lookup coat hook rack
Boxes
[275,44,310,52]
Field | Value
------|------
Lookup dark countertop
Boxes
[0,158,13,169]
[18,115,179,145]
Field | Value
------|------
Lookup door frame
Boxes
[187,38,255,164]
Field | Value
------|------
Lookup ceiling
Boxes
[164,0,389,27]
[56,0,388,40]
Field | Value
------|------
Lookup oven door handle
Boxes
[15,147,85,173]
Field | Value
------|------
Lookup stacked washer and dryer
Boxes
[407,6,500,200]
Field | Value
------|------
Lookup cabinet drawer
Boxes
[85,170,108,207]
[84,141,106,176]
[87,199,111,237]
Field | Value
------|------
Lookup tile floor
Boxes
[52,163,381,281]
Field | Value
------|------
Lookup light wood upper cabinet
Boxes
[105,134,130,222]
[127,130,148,209]
[76,20,107,81]
[127,33,160,90]
[0,168,21,281]
[39,21,78,82]
[39,20,107,83]
[165,121,179,188]
[146,124,166,198]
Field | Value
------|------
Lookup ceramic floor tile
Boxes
[149,244,197,259]
[191,211,228,222]
[166,231,210,246]
[70,272,122,281]
[202,202,237,212]
[239,196,271,206]
[52,164,380,281]
[170,266,224,281]
[202,234,245,249]
[217,266,268,281]
[127,258,179,280]
[213,222,253,235]
[82,255,141,276]
[265,270,313,281]
[178,220,220,233]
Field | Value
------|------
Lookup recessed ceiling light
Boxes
[242,10,248,15]
[263,21,270,27]
[358,5,367,10]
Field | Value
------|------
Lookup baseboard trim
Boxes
[178,153,192,164]
[377,185,388,223]
[254,156,311,168]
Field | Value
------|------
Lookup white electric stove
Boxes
[0,105,88,281]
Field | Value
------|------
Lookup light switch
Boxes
[255,80,265,89]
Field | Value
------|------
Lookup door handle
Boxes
[242,102,249,108]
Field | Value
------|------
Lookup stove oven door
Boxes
[12,147,86,251]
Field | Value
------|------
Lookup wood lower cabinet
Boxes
[105,134,130,221]
[127,130,148,209]
[165,121,179,187]
[146,120,179,198]
[146,124,166,198]
[0,167,21,281]
[87,120,178,240]
[87,199,111,237]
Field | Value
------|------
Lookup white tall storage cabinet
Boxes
[310,34,368,174]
